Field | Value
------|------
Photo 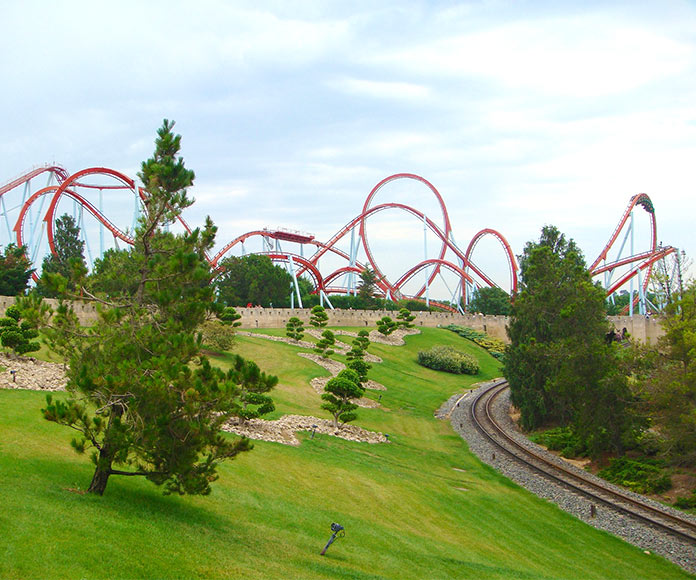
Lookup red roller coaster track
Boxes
[1,166,676,310]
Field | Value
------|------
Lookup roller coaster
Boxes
[0,165,676,314]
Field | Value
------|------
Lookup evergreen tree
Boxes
[357,267,381,305]
[88,248,141,298]
[466,286,511,315]
[228,354,278,422]
[314,329,336,358]
[0,304,40,355]
[39,120,271,495]
[377,316,397,336]
[36,214,88,297]
[309,304,329,328]
[0,244,34,296]
[216,254,293,307]
[504,226,636,455]
[321,368,365,430]
[395,307,416,329]
[285,316,305,341]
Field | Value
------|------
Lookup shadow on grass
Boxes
[3,454,234,533]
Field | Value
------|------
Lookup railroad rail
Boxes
[470,380,696,545]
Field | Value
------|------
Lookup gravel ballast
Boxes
[439,382,696,575]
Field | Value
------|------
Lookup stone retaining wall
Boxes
[0,296,663,344]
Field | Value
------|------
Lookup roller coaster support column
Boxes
[320,290,334,310]
[288,255,303,309]
[348,227,359,295]
[629,211,635,317]
[423,214,430,308]
[99,188,104,256]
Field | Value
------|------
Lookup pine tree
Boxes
[285,316,305,341]
[314,329,336,358]
[309,305,329,328]
[377,316,397,336]
[321,369,365,430]
[0,244,34,296]
[36,214,88,297]
[395,307,416,329]
[40,120,272,495]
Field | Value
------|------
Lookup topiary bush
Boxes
[417,345,479,375]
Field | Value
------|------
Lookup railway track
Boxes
[470,380,696,546]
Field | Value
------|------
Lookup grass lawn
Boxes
[0,327,690,579]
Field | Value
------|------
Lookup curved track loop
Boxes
[3,166,674,306]
[589,193,676,306]
[471,381,696,545]
[360,174,452,298]
[464,229,518,294]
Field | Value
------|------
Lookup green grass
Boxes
[0,327,691,579]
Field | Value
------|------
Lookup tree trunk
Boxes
[87,406,122,495]
[87,459,112,495]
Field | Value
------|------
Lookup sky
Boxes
[1,1,695,300]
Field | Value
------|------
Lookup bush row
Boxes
[417,345,479,375]
[445,324,506,360]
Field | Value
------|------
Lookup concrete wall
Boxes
[0,296,663,344]
[236,307,511,340]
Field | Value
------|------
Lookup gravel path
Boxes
[439,382,696,575]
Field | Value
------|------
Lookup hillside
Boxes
[0,327,690,579]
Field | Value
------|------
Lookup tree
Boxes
[87,248,141,299]
[504,226,636,455]
[36,214,88,298]
[321,368,365,430]
[649,250,692,309]
[346,329,371,383]
[357,267,381,306]
[216,254,293,307]
[466,286,511,316]
[228,354,278,422]
[395,307,416,329]
[309,304,329,328]
[286,316,305,342]
[635,283,696,464]
[376,316,397,336]
[199,307,241,352]
[346,329,369,361]
[0,304,40,355]
[40,120,269,496]
[0,244,34,296]
[314,329,336,358]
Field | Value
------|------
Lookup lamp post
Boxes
[320,523,345,555]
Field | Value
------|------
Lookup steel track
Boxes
[470,380,696,545]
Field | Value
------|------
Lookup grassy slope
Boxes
[0,327,690,579]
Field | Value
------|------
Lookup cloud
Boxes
[328,77,431,101]
[376,12,695,97]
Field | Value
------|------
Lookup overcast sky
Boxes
[2,1,695,298]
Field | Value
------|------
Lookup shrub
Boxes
[597,456,672,495]
[530,426,588,458]
[0,306,40,356]
[674,493,696,510]
[417,345,479,375]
